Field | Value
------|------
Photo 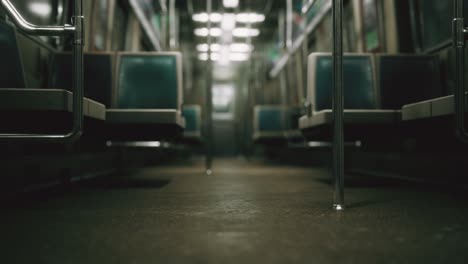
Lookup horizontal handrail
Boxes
[1,0,75,35]
[0,0,84,143]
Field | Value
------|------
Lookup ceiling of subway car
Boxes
[177,0,286,54]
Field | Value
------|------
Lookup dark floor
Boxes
[1,157,468,263]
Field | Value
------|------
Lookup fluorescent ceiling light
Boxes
[230,43,253,52]
[229,52,250,61]
[28,3,52,17]
[223,0,239,8]
[197,43,253,53]
[232,28,260,37]
[193,12,265,24]
[196,43,222,52]
[198,53,220,61]
[194,28,223,37]
[236,13,265,23]
[198,52,250,62]
[198,53,209,61]
[192,13,223,23]
[221,14,236,31]
[210,53,220,61]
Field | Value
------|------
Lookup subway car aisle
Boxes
[1,158,468,263]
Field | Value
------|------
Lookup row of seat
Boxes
[253,52,458,144]
[252,105,303,144]
[299,52,443,140]
[0,20,201,143]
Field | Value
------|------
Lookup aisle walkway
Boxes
[1,158,468,263]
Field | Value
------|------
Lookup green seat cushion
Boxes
[50,53,113,107]
[257,107,284,132]
[313,55,376,111]
[377,55,443,109]
[182,106,201,132]
[117,54,179,109]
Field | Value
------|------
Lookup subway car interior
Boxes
[1,0,468,262]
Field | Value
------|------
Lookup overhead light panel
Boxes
[221,14,236,31]
[28,3,52,17]
[198,53,220,61]
[198,53,209,61]
[229,52,250,61]
[196,44,222,52]
[198,52,250,62]
[197,43,253,53]
[223,0,239,8]
[194,28,223,37]
[192,12,265,24]
[236,13,265,23]
[232,28,260,37]
[230,43,253,52]
[192,12,223,23]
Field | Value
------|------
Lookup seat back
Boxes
[289,107,303,130]
[182,105,202,133]
[49,52,114,107]
[376,55,443,109]
[0,21,26,88]
[308,53,377,112]
[254,105,289,132]
[115,52,183,110]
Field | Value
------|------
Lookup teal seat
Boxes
[181,105,202,143]
[50,52,114,107]
[116,53,182,110]
[376,55,443,109]
[253,106,287,143]
[256,106,285,132]
[182,105,201,133]
[105,52,185,141]
[253,105,303,144]
[0,21,26,88]
[310,53,377,111]
[299,53,400,140]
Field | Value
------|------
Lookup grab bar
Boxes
[0,0,84,143]
[453,0,468,143]
[332,0,345,211]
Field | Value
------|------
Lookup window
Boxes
[361,0,380,51]
[92,0,109,51]
[111,0,129,51]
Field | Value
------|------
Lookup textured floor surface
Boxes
[1,157,468,263]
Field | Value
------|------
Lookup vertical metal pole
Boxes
[205,0,213,175]
[332,0,344,211]
[278,11,285,50]
[280,2,288,126]
[245,1,253,159]
[72,0,84,141]
[454,0,468,143]
[280,68,288,129]
[302,7,310,113]
[169,0,177,50]
[286,0,293,50]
